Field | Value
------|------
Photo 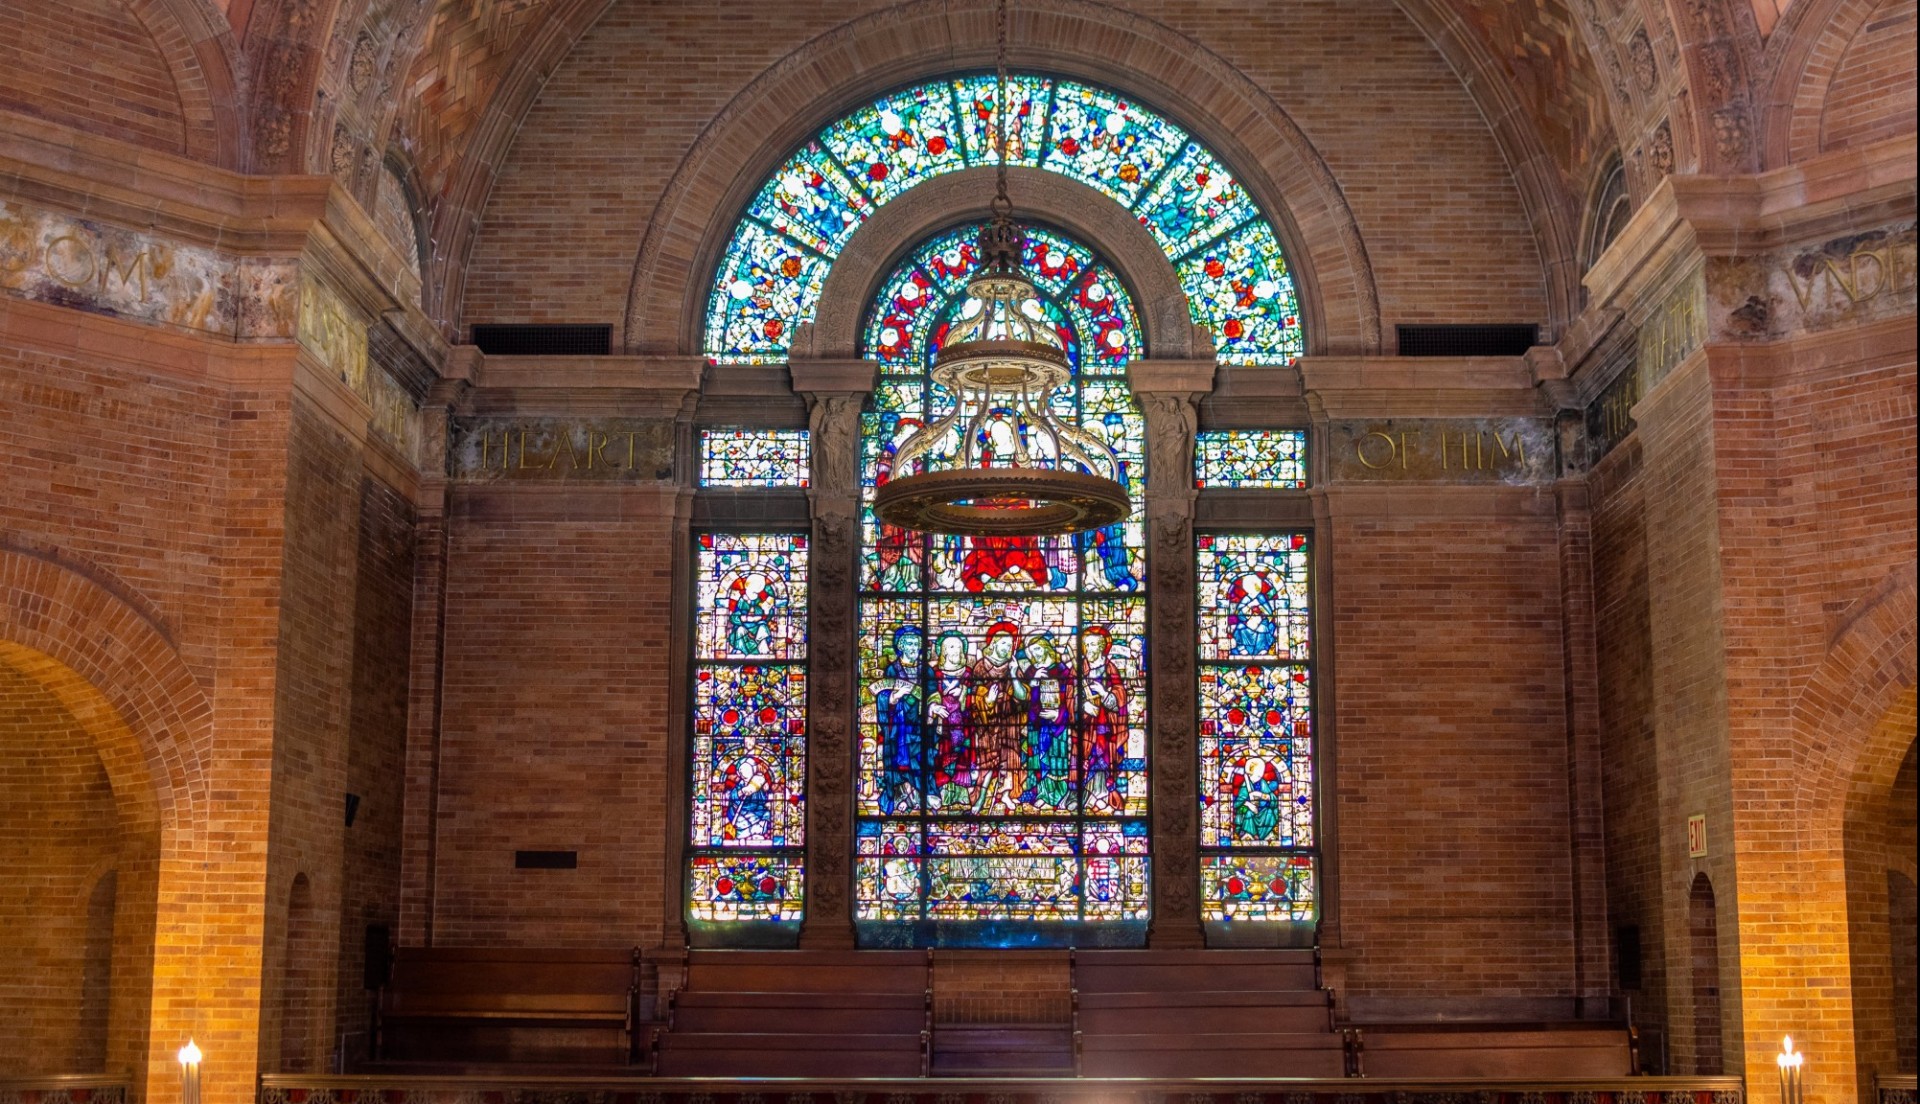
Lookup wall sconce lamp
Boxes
[177,1040,202,1104]
[1777,1035,1805,1104]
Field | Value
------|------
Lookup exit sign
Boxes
[1687,814,1708,858]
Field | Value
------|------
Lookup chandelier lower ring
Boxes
[873,467,1130,537]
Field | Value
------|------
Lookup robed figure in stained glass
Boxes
[966,622,1026,814]
[719,744,774,842]
[1081,626,1130,814]
[1019,632,1074,809]
[724,570,781,656]
[874,626,924,815]
[1227,735,1286,842]
[1226,570,1279,656]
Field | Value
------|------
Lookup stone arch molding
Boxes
[0,546,213,825]
[624,0,1382,360]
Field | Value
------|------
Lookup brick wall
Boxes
[1328,498,1578,998]
[457,0,1548,344]
[429,488,678,948]
[931,951,1072,1024]
[1588,437,1672,1061]
[1821,0,1918,152]
[0,0,187,155]
[335,476,419,1061]
[0,663,121,1073]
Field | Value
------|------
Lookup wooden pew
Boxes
[374,947,642,1067]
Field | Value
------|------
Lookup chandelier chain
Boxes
[994,0,1010,208]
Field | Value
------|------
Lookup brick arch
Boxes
[0,548,211,822]
[620,0,1382,360]
[1767,0,1916,164]
[1790,563,1918,819]
[133,0,248,168]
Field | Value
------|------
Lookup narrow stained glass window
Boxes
[699,429,811,488]
[854,221,1149,944]
[689,532,809,926]
[703,74,1302,368]
[1194,430,1308,489]
[1195,533,1316,924]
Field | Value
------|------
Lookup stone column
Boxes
[399,374,466,947]
[792,360,876,949]
[1130,359,1216,949]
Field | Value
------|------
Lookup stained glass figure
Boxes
[1194,430,1308,489]
[704,74,1302,368]
[689,532,808,925]
[854,223,1149,941]
[699,428,811,488]
[1195,533,1316,924]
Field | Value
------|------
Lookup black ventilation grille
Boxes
[1397,324,1540,357]
[472,324,612,357]
[515,849,579,870]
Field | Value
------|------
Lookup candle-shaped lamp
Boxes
[1777,1035,1805,1104]
[178,1040,202,1104]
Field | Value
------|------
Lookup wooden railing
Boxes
[0,1078,129,1104]
[261,1073,1746,1104]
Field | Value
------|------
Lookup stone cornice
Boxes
[456,354,706,417]
[1585,133,1917,312]
[1299,356,1545,419]
[0,113,442,363]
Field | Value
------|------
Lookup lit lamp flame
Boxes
[177,1040,202,1104]
[1777,1035,1804,1104]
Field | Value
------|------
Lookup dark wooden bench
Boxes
[374,946,642,1066]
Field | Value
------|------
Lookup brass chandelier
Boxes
[870,0,1130,539]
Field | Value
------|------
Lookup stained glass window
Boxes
[689,532,809,926]
[855,222,1149,944]
[705,74,1303,368]
[700,429,811,488]
[1195,533,1316,924]
[1194,430,1308,489]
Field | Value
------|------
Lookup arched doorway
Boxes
[0,646,160,1076]
[280,873,321,1071]
[1688,872,1723,1074]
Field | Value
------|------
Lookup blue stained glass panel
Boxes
[1196,533,1316,926]
[1195,533,1310,662]
[745,143,873,254]
[1194,430,1308,489]
[1134,142,1258,257]
[1198,664,1313,848]
[699,428,811,487]
[1177,221,1305,366]
[704,73,1302,368]
[690,531,810,929]
[1039,82,1187,208]
[705,221,831,365]
[821,84,968,204]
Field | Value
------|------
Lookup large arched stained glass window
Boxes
[854,223,1149,945]
[704,74,1303,368]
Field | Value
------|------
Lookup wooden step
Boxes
[684,950,927,995]
[930,1024,1073,1077]
[1090,1044,1344,1082]
[660,1031,922,1052]
[671,998,923,1035]
[1072,950,1317,993]
[655,1036,925,1078]
[1357,1026,1631,1078]
[1076,999,1329,1034]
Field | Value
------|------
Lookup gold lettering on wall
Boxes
[1332,419,1553,483]
[451,418,676,483]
